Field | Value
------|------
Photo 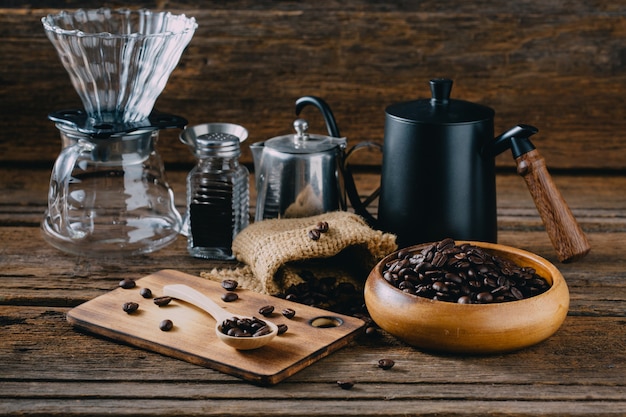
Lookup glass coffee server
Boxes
[41,8,197,256]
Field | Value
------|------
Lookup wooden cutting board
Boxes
[66,269,366,385]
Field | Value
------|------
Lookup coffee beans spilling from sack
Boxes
[382,238,550,304]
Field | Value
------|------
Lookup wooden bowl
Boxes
[364,241,569,354]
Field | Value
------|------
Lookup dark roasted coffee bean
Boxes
[365,325,381,338]
[378,358,395,370]
[457,295,472,304]
[153,296,172,306]
[221,292,238,302]
[122,302,139,313]
[281,308,296,319]
[159,319,173,331]
[431,281,448,293]
[476,292,494,303]
[315,221,329,233]
[337,380,355,390]
[277,323,288,335]
[510,286,524,300]
[253,325,273,337]
[258,305,275,316]
[119,278,136,289]
[308,228,321,240]
[139,288,152,298]
[221,279,239,291]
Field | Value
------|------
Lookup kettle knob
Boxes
[293,119,309,141]
[430,78,453,105]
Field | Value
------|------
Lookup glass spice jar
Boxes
[180,123,249,260]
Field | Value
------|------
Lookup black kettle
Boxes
[353,78,590,262]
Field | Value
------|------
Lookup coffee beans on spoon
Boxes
[381,238,550,304]
[220,316,272,337]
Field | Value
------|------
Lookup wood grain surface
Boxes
[1,1,625,170]
[1,166,626,415]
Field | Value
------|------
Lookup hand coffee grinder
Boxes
[41,8,197,256]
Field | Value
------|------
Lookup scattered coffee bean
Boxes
[315,221,329,233]
[308,229,321,241]
[119,278,136,289]
[365,326,381,338]
[153,296,172,306]
[139,288,152,298]
[221,292,239,302]
[378,358,395,370]
[277,323,288,335]
[122,302,139,314]
[220,316,271,337]
[337,380,355,390]
[221,279,239,291]
[159,319,173,331]
[258,305,275,316]
[381,238,550,304]
[281,308,296,319]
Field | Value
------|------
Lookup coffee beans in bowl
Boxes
[381,238,550,304]
[364,240,569,354]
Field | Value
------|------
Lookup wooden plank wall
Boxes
[1,1,625,170]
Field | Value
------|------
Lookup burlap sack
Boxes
[200,211,397,295]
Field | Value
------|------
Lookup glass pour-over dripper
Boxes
[42,8,197,128]
[41,8,197,257]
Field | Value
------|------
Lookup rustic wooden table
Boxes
[1,166,625,416]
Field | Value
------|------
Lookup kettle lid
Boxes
[386,78,495,125]
[265,119,346,154]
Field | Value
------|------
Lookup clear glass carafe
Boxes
[181,123,249,260]
[42,124,182,256]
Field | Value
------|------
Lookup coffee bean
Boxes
[221,292,238,302]
[253,325,273,337]
[119,278,136,289]
[139,288,152,298]
[258,305,275,316]
[153,296,172,306]
[281,308,296,319]
[365,325,381,338]
[308,229,321,241]
[221,279,238,291]
[159,319,173,331]
[378,359,395,370]
[337,380,355,390]
[381,239,550,304]
[122,302,139,314]
[277,323,288,335]
[315,221,329,233]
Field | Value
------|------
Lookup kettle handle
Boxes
[515,149,591,263]
[295,96,341,137]
[344,142,382,227]
[295,96,381,225]
[493,124,590,262]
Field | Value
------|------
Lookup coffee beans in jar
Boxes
[381,238,550,304]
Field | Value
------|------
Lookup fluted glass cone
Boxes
[42,8,197,126]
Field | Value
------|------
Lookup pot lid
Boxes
[386,78,495,125]
[265,119,346,154]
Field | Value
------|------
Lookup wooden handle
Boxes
[516,149,590,263]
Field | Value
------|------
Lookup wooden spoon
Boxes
[163,284,278,350]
